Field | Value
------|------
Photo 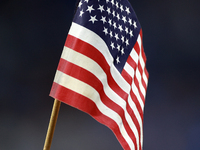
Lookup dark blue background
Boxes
[1,0,200,149]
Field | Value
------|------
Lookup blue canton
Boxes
[73,0,141,73]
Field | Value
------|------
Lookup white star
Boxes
[120,4,124,12]
[84,0,89,3]
[125,38,129,46]
[110,42,115,49]
[128,18,132,25]
[116,1,119,9]
[103,27,108,35]
[106,7,111,14]
[133,21,137,29]
[125,7,131,14]
[117,44,121,51]
[113,21,117,29]
[89,15,98,23]
[79,9,84,17]
[121,48,125,55]
[114,33,119,41]
[129,30,134,37]
[122,15,127,23]
[86,5,95,13]
[121,35,125,43]
[111,0,115,6]
[106,0,109,3]
[125,27,129,34]
[109,30,113,38]
[116,13,120,20]
[98,5,105,12]
[116,56,120,64]
[78,1,82,8]
[108,19,112,26]
[100,16,107,24]
[118,24,123,32]
[112,10,115,17]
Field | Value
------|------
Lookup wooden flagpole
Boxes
[43,99,61,150]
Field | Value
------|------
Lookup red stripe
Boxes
[122,44,145,116]
[121,69,143,150]
[121,69,132,85]
[138,61,143,77]
[119,69,143,150]
[127,55,137,71]
[126,55,145,104]
[129,88,143,150]
[129,89,143,121]
[138,53,148,91]
[140,29,149,85]
[65,34,128,100]
[121,68,143,150]
[141,46,147,64]
[126,101,142,150]
[126,51,148,93]
[142,78,147,91]
[122,52,144,149]
[133,76,145,103]
[50,82,130,150]
[133,42,140,56]
[121,46,138,86]
[139,29,143,40]
[57,58,138,150]
[145,68,149,79]
[138,59,147,92]
[139,30,147,64]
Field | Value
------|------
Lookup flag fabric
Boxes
[50,0,149,149]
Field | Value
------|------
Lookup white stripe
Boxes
[132,35,146,97]
[135,35,148,89]
[122,64,145,111]
[123,65,145,110]
[128,95,143,132]
[137,34,142,50]
[110,65,131,93]
[130,47,139,65]
[119,43,144,111]
[54,70,134,148]
[124,63,135,78]
[123,42,145,110]
[137,35,148,93]
[61,47,137,149]
[131,80,144,110]
[69,22,131,94]
[69,22,113,65]
[143,71,148,86]
[135,68,146,97]
[137,34,148,89]
[138,51,148,88]
[139,54,145,72]
[128,95,143,150]
[61,47,129,110]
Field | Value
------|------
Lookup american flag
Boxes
[50,0,149,150]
